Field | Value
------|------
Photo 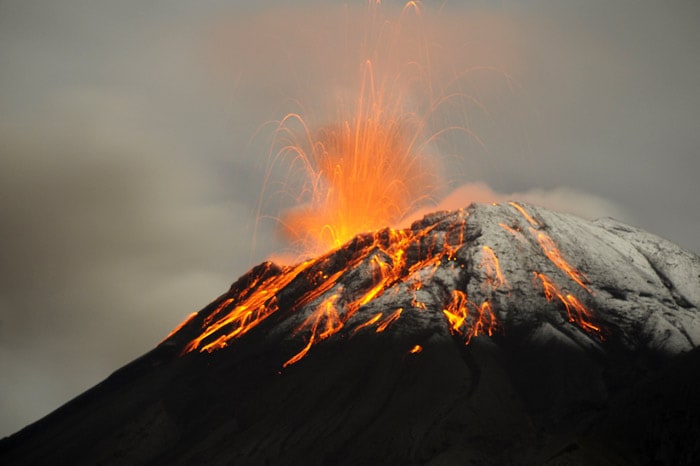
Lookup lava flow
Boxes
[166,203,605,368]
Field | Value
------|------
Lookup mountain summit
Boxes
[2,202,699,465]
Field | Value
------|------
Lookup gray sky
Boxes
[1,0,699,437]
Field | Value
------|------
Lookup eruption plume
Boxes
[274,63,439,254]
[262,1,463,257]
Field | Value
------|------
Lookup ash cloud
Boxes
[1,0,699,438]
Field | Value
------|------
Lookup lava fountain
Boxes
[274,63,439,255]
[262,1,461,257]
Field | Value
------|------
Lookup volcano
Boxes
[2,202,699,465]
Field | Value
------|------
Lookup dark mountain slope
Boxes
[2,202,699,465]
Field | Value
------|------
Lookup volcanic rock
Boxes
[1,202,699,465]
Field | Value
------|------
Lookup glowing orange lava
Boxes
[376,308,403,333]
[263,1,450,258]
[283,293,342,367]
[168,208,606,366]
[178,210,475,363]
[442,290,499,345]
[352,312,383,335]
[509,201,540,227]
[534,272,602,338]
[275,67,438,255]
[534,229,592,294]
[443,289,469,334]
[480,245,509,291]
[182,261,312,354]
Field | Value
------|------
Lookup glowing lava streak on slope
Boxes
[534,229,592,294]
[533,272,602,337]
[181,261,314,354]
[283,293,343,368]
[170,204,605,367]
[480,245,509,290]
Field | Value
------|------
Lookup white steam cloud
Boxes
[400,182,632,229]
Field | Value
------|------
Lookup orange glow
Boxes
[181,261,311,354]
[276,98,438,254]
[283,334,315,368]
[498,221,522,238]
[176,218,476,364]
[470,301,499,343]
[533,272,602,339]
[508,201,540,227]
[565,294,601,334]
[480,245,509,290]
[156,3,613,368]
[442,290,498,344]
[352,312,383,335]
[284,294,343,367]
[534,230,592,294]
[443,219,467,260]
[443,290,469,334]
[409,344,423,354]
[166,215,608,365]
[376,308,403,333]
[263,0,457,258]
[411,294,428,310]
[274,61,439,256]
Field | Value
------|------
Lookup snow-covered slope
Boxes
[167,201,700,362]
